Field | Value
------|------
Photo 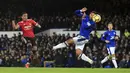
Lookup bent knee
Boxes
[108,54,116,60]
[76,49,82,56]
[66,39,74,45]
[112,54,115,57]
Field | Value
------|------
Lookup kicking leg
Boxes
[76,49,93,64]
[100,47,111,67]
[76,43,93,65]
[101,56,109,64]
[53,38,74,50]
[101,47,118,68]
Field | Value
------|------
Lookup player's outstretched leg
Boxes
[100,56,109,67]
[76,49,93,65]
[101,55,118,68]
[100,55,118,68]
[53,39,74,50]
[101,47,118,68]
[101,56,109,64]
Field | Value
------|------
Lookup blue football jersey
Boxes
[75,10,96,39]
[101,30,117,47]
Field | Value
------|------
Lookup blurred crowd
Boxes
[0,11,13,31]
[0,31,130,68]
[38,13,130,33]
[0,10,130,33]
[0,10,81,31]
[0,0,130,32]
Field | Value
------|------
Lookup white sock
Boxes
[101,56,109,64]
[112,57,118,68]
[81,53,93,64]
[53,42,68,50]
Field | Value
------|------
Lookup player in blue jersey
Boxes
[100,23,119,68]
[53,7,101,65]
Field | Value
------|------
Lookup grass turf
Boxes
[0,67,129,73]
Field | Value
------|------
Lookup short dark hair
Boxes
[21,12,28,16]
[108,22,113,25]
[90,11,97,14]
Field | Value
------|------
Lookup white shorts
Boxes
[73,35,89,51]
[107,47,115,55]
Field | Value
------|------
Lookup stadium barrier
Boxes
[35,29,120,36]
[0,29,120,38]
[44,61,55,67]
[0,31,22,38]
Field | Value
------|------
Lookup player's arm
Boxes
[114,31,119,40]
[31,19,41,28]
[35,23,41,28]
[75,7,87,18]
[12,20,20,29]
[115,35,119,40]
[101,32,106,41]
[101,32,110,43]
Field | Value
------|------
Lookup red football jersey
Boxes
[18,19,37,38]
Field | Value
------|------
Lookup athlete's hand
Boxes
[115,36,119,40]
[12,20,15,24]
[81,7,87,12]
[105,40,110,43]
[11,20,19,29]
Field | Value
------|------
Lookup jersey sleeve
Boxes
[114,31,119,39]
[101,32,107,41]
[30,19,37,26]
[75,10,83,17]
[114,31,117,36]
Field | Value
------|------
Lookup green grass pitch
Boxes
[0,67,129,73]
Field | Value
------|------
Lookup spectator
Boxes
[0,56,2,66]
[124,29,130,38]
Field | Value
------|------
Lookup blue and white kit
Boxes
[73,10,96,50]
[101,30,117,55]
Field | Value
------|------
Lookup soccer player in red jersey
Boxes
[12,12,41,68]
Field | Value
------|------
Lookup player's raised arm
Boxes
[75,7,87,17]
[12,20,20,29]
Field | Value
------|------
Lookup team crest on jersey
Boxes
[114,32,116,34]
[87,22,91,26]
[24,26,32,30]
[29,23,31,25]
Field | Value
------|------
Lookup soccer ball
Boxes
[92,14,101,23]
